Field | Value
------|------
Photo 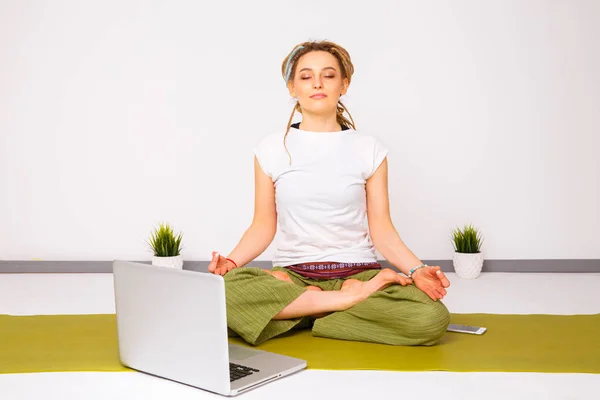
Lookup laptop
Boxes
[112,260,307,396]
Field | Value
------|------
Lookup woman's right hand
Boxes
[207,251,238,276]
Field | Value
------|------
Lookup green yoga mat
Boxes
[1,313,599,374]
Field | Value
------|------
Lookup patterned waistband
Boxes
[285,261,381,279]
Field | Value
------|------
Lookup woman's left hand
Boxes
[412,266,451,301]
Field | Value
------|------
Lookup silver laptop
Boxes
[112,260,307,396]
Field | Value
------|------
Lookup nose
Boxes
[313,77,322,89]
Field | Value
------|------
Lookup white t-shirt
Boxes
[253,125,388,267]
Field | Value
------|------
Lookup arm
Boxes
[365,157,423,276]
[225,156,278,267]
[366,158,450,301]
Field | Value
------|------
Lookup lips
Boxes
[310,93,327,99]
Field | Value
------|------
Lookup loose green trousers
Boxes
[224,266,450,346]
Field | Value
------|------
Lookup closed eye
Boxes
[301,76,335,80]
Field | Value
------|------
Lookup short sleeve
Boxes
[365,136,389,179]
[253,134,279,180]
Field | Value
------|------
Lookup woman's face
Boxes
[288,51,348,117]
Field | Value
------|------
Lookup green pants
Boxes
[224,266,450,346]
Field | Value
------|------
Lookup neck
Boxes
[298,112,341,132]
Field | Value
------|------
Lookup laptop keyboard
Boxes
[230,362,260,382]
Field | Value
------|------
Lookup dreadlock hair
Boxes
[281,40,356,164]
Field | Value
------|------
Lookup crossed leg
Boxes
[264,268,405,319]
[264,270,328,318]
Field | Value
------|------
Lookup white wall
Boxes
[1,0,598,262]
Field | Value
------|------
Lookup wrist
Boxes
[225,257,239,268]
[408,263,428,279]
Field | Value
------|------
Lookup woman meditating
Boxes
[208,40,451,346]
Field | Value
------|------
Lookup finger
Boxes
[208,252,220,273]
[432,282,447,297]
[435,269,451,287]
[425,289,437,301]
[432,267,444,281]
[435,288,445,299]
[215,261,226,275]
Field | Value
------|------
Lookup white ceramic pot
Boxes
[452,252,484,279]
[152,255,183,269]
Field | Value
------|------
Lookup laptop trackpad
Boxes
[229,344,264,360]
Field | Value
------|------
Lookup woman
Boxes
[208,40,451,346]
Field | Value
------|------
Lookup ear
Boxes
[287,81,296,97]
[340,78,349,96]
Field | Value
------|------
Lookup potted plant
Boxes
[147,222,184,269]
[451,224,484,279]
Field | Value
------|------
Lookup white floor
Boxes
[1,272,599,400]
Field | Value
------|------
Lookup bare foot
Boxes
[339,278,367,302]
[340,278,361,291]
[341,269,410,303]
[363,268,411,296]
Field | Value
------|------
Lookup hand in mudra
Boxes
[207,251,237,276]
[412,266,451,301]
